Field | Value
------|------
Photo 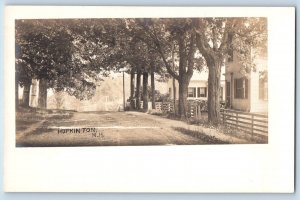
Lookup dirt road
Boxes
[16,111,259,147]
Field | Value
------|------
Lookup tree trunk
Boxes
[21,82,31,107]
[177,34,194,119]
[171,43,176,115]
[135,69,141,110]
[15,80,19,110]
[30,79,38,107]
[178,77,189,119]
[38,78,48,109]
[195,28,223,125]
[130,70,135,110]
[151,66,155,109]
[142,72,149,111]
[207,60,221,124]
[173,78,176,115]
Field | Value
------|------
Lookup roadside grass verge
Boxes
[173,127,229,144]
[188,117,267,144]
[16,106,75,134]
[150,111,267,144]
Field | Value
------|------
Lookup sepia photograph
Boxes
[4,6,294,193]
[15,17,268,147]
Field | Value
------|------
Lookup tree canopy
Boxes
[15,17,267,122]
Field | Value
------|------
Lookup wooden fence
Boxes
[189,104,202,118]
[154,102,174,113]
[148,102,268,136]
[153,101,203,118]
[220,109,268,136]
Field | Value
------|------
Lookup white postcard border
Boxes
[4,6,295,192]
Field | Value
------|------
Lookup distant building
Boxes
[224,46,268,113]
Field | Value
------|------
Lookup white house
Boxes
[167,68,226,102]
[224,46,268,113]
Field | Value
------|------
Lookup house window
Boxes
[259,78,268,100]
[188,87,196,98]
[197,87,207,97]
[234,78,248,99]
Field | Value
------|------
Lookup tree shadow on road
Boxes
[172,127,230,144]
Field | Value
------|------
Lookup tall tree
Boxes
[150,63,156,109]
[136,68,142,110]
[142,71,149,110]
[194,18,267,124]
[21,82,31,107]
[130,69,136,109]
[130,19,202,118]
[100,20,165,111]
[15,19,105,108]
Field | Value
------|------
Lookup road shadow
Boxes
[172,127,230,144]
[222,128,268,144]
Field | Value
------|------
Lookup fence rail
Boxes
[150,101,207,119]
[189,104,202,118]
[154,102,174,113]
[146,103,268,136]
[220,109,268,136]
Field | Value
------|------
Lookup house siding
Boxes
[249,59,268,113]
[225,49,268,113]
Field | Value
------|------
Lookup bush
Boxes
[188,99,226,112]
[188,99,208,112]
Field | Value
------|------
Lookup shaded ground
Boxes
[16,109,267,147]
